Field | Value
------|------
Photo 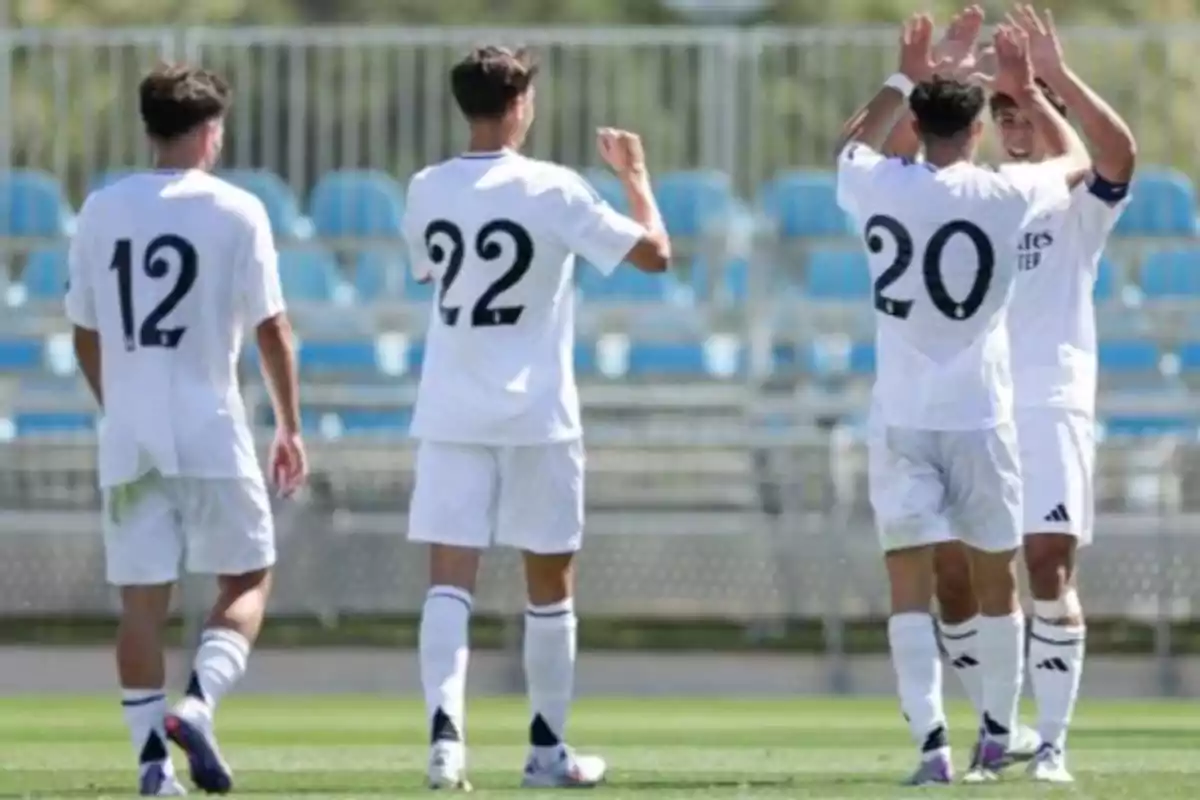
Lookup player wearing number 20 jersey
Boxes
[837,143,1070,553]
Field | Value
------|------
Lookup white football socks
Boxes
[888,613,948,759]
[1029,617,1085,749]
[976,611,1025,744]
[121,688,174,775]
[183,627,251,724]
[419,586,472,747]
[939,616,984,717]
[524,597,578,766]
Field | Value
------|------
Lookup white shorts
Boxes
[868,421,1023,554]
[1016,407,1095,545]
[408,439,585,554]
[102,473,276,586]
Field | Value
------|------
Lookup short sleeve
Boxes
[239,201,285,326]
[1072,179,1131,244]
[403,175,433,283]
[836,142,888,218]
[64,202,97,329]
[553,170,646,276]
[999,162,1073,226]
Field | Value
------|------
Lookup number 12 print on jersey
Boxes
[110,235,198,351]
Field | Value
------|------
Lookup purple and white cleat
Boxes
[139,762,187,796]
[902,752,953,786]
[165,712,233,795]
[963,738,1008,783]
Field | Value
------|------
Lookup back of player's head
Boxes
[138,63,231,141]
[988,78,1067,118]
[450,46,538,121]
[909,77,986,141]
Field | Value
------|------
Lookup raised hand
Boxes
[897,13,938,83]
[1012,5,1066,79]
[596,128,646,176]
[990,23,1037,97]
[932,5,986,79]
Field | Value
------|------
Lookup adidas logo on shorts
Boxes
[1044,503,1070,523]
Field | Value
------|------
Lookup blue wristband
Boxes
[1089,172,1130,204]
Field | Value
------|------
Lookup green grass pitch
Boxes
[2,696,1197,798]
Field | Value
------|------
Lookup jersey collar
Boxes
[458,149,514,161]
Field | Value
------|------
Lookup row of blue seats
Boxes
[0,334,1191,379]
[1,166,1197,240]
[4,407,1199,440]
[11,242,1200,306]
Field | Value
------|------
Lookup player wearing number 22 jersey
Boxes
[402,46,671,791]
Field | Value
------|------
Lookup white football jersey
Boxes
[404,150,647,444]
[1005,173,1130,417]
[64,170,285,488]
[836,144,1072,430]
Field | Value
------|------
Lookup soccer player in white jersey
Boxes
[402,47,671,790]
[924,6,1136,784]
[65,65,307,796]
[835,15,1091,785]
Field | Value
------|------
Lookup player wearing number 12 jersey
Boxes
[834,16,1090,785]
[402,46,671,790]
[65,65,307,796]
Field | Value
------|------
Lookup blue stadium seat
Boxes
[220,169,304,238]
[758,171,854,238]
[14,411,94,436]
[298,340,379,376]
[617,335,742,378]
[1139,247,1200,299]
[0,338,43,371]
[0,170,72,237]
[1175,341,1200,374]
[1114,170,1197,236]
[308,170,405,238]
[577,262,671,303]
[805,247,870,300]
[1098,340,1161,373]
[21,246,68,301]
[580,169,628,213]
[278,247,343,303]
[1102,415,1197,438]
[652,171,734,238]
[353,249,408,301]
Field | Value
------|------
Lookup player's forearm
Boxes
[1039,66,1136,183]
[1015,88,1090,185]
[256,314,301,435]
[619,170,672,269]
[72,327,103,408]
[882,109,921,159]
[835,88,909,158]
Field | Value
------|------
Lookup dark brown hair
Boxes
[910,77,987,140]
[138,64,231,141]
[450,46,538,121]
[989,78,1068,118]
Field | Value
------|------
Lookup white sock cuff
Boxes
[526,597,576,622]
[1030,616,1086,642]
[938,615,979,639]
[978,611,1024,633]
[201,627,251,658]
[428,585,474,612]
[121,688,166,705]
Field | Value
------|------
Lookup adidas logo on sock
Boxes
[951,654,979,669]
[1036,657,1070,672]
[1044,503,1070,523]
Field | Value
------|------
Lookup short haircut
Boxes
[909,77,986,140]
[989,78,1067,117]
[450,46,538,121]
[138,64,231,142]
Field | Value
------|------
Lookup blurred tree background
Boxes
[4,0,1198,202]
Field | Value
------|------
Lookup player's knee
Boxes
[933,544,976,623]
[522,551,575,607]
[968,548,1020,616]
[428,544,482,594]
[1024,533,1076,602]
[884,546,935,614]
